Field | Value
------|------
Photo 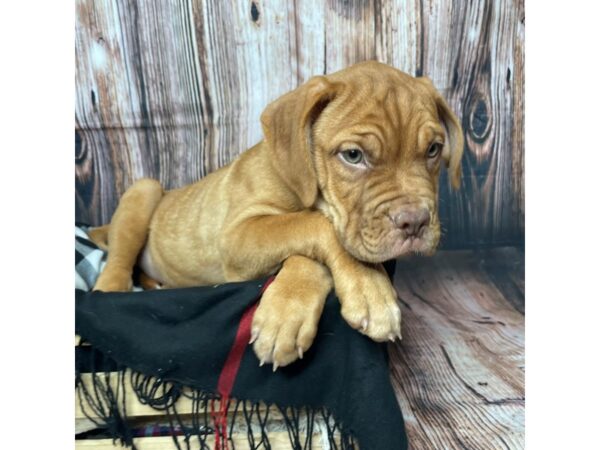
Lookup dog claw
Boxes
[388,334,395,342]
[272,363,278,372]
[259,359,265,367]
[249,330,259,344]
[361,318,369,332]
[298,347,304,359]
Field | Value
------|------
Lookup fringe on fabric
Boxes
[76,345,357,450]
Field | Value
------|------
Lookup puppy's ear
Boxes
[261,76,337,207]
[420,78,465,190]
[437,96,465,190]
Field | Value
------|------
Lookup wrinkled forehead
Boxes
[316,71,443,150]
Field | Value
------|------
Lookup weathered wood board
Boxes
[390,247,524,449]
[75,0,524,249]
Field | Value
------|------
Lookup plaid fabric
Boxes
[75,225,143,291]
[75,225,106,291]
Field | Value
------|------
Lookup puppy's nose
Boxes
[392,208,430,237]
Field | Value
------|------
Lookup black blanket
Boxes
[76,270,408,449]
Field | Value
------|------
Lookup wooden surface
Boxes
[75,433,331,450]
[390,247,524,449]
[75,0,525,249]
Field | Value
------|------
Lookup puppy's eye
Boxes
[341,149,364,165]
[427,143,442,159]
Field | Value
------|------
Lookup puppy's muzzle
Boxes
[390,206,430,239]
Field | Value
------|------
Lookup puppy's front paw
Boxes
[93,267,133,292]
[335,265,401,342]
[251,278,325,370]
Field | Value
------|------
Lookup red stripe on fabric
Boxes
[211,277,276,450]
[216,276,275,396]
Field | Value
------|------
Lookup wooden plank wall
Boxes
[75,0,525,249]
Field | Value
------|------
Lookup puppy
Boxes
[90,61,464,369]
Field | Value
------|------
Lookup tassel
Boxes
[209,280,273,450]
[210,396,230,450]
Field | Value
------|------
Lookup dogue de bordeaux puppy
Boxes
[89,61,464,370]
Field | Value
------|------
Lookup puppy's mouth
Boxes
[389,235,436,258]
[349,225,439,263]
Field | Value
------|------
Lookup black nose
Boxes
[392,208,430,237]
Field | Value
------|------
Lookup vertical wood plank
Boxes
[76,0,209,224]
[374,0,421,75]
[429,0,524,248]
[512,0,525,237]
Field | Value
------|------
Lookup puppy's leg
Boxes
[251,255,331,369]
[88,225,109,251]
[223,211,401,343]
[138,271,162,290]
[94,179,163,292]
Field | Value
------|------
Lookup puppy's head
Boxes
[261,61,464,263]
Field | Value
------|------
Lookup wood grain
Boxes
[390,248,524,449]
[75,0,524,249]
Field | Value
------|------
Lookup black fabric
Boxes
[76,263,407,450]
